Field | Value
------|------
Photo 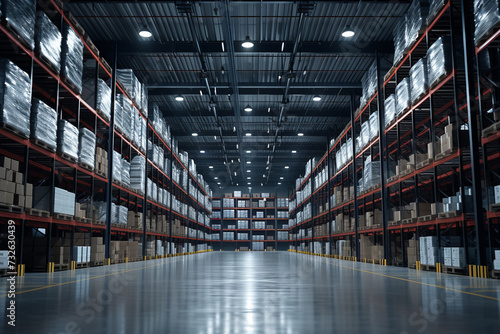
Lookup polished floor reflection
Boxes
[1,252,500,333]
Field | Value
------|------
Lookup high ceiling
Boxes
[67,0,410,191]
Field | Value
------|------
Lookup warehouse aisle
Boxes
[1,252,500,333]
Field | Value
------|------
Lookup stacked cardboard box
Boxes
[336,240,351,257]
[90,237,105,262]
[51,246,71,264]
[410,202,432,218]
[371,245,384,260]
[395,158,414,176]
[366,209,382,226]
[440,124,454,153]
[419,236,439,265]
[72,246,90,263]
[74,203,87,219]
[34,186,75,216]
[494,250,500,270]
[0,250,8,269]
[95,147,108,177]
[128,211,143,229]
[407,239,419,266]
[0,156,33,208]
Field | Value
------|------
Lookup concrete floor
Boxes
[1,252,500,333]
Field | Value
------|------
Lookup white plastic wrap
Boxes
[474,0,500,45]
[141,84,148,117]
[361,121,370,148]
[0,59,32,136]
[31,99,57,150]
[427,37,452,88]
[35,11,61,73]
[78,127,96,168]
[116,69,141,102]
[147,178,153,200]
[121,158,130,187]
[369,111,379,141]
[117,94,132,139]
[130,155,146,194]
[427,0,447,25]
[346,138,353,160]
[393,15,408,66]
[361,61,378,107]
[57,120,79,160]
[114,97,123,133]
[2,0,36,50]
[116,205,127,225]
[396,78,411,116]
[150,104,164,135]
[410,57,428,104]
[82,79,111,119]
[406,0,429,48]
[384,95,396,128]
[112,150,122,184]
[61,24,83,94]
[133,107,140,145]
[139,117,147,153]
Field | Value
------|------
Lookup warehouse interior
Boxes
[1,0,500,332]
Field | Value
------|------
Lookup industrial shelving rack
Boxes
[289,0,498,276]
[0,0,213,273]
[211,194,289,251]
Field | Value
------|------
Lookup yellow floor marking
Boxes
[327,259,500,301]
[7,259,171,296]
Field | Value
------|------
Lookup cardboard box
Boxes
[10,159,19,172]
[14,194,24,206]
[233,191,242,197]
[0,191,14,205]
[13,171,23,184]
[25,195,32,208]
[0,156,12,169]
[0,179,15,193]
[26,183,33,197]
[15,183,24,196]
[5,169,13,182]
[0,166,5,179]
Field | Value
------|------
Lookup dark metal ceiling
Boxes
[66,0,410,191]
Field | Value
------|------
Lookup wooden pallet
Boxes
[76,262,90,269]
[94,220,105,226]
[36,51,60,75]
[83,34,100,57]
[442,265,467,275]
[482,121,500,138]
[79,162,94,172]
[61,76,81,95]
[0,203,23,214]
[91,261,104,267]
[387,175,399,184]
[54,263,70,272]
[489,203,500,212]
[75,217,92,224]
[60,152,78,164]
[111,259,126,264]
[416,158,433,170]
[475,21,500,48]
[100,57,112,74]
[492,270,500,279]
[389,221,401,227]
[430,71,451,90]
[32,138,56,152]
[96,108,110,122]
[54,213,74,221]
[1,123,29,139]
[95,169,107,178]
[438,210,461,219]
[420,264,437,272]
[25,208,50,218]
[408,263,417,269]
[435,148,456,161]
[399,168,414,177]
[402,218,418,225]
[64,11,86,36]
[418,214,437,222]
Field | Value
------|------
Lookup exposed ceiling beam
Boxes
[69,0,411,3]
[171,129,331,137]
[98,41,393,56]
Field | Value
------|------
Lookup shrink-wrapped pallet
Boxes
[427,37,452,88]
[78,127,96,168]
[61,24,83,94]
[112,150,122,184]
[396,78,411,116]
[409,57,429,104]
[1,0,35,50]
[130,155,146,193]
[31,99,57,150]
[35,11,61,73]
[57,120,79,161]
[474,0,500,45]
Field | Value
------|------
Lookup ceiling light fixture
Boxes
[247,177,251,180]
[200,90,203,96]
[200,150,205,154]
[221,66,225,75]
[281,42,285,52]
[175,95,184,101]
[192,132,198,137]
[280,177,284,180]
[244,104,252,112]
[285,166,289,169]
[342,25,355,38]
[263,174,266,178]
[247,170,251,173]
[246,150,251,154]
[278,182,282,185]
[209,166,213,169]
[298,133,304,136]
[221,42,225,52]
[247,182,251,185]
[139,26,152,38]
[217,182,221,185]
[242,36,254,48]
[312,95,321,102]
[245,133,252,136]
[247,161,251,164]
[214,177,218,180]
[292,150,297,153]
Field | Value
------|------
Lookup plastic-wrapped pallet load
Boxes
[31,99,57,150]
[34,11,61,73]
[406,0,429,49]
[384,95,396,128]
[141,84,148,116]
[393,15,408,66]
[150,104,164,135]
[116,69,141,103]
[130,155,146,194]
[57,120,79,161]
[474,0,500,45]
[82,79,111,120]
[61,24,83,94]
[78,128,96,168]
[1,0,36,50]
[114,97,123,133]
[360,61,377,107]
[121,158,130,187]
[395,78,411,116]
[409,57,428,104]
[133,108,140,145]
[361,121,370,148]
[117,94,132,138]
[369,112,379,140]
[427,36,452,88]
[117,205,128,225]
[427,0,447,25]
[139,117,147,153]
[112,151,122,184]
[0,59,32,137]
